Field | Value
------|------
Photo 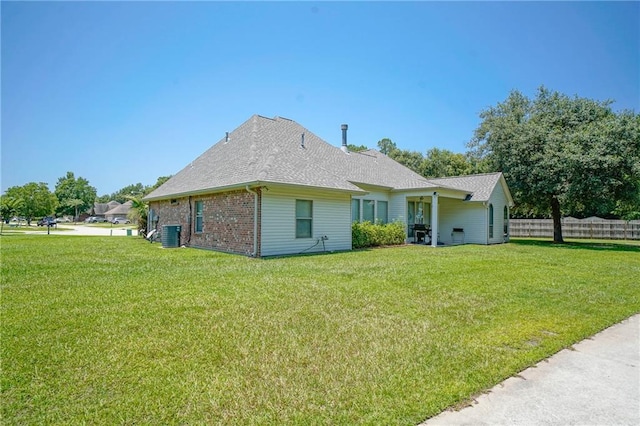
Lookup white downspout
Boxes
[431,192,439,248]
[246,186,258,257]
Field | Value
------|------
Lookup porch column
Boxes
[431,192,438,247]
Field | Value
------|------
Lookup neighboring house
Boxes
[104,200,133,222]
[144,115,514,257]
[91,201,121,220]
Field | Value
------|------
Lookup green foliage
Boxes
[54,172,97,219]
[468,86,640,241]
[422,148,474,177]
[352,220,406,248]
[147,175,172,194]
[2,236,639,424]
[3,182,58,224]
[347,143,369,152]
[377,138,423,174]
[377,138,475,177]
[97,176,172,203]
[107,183,146,203]
[127,196,148,233]
[0,195,24,221]
[377,137,397,155]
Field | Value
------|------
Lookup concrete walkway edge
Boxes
[422,314,640,425]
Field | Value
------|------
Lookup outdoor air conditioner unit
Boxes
[162,225,181,248]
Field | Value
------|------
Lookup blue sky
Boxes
[2,1,638,196]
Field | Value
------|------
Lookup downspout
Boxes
[245,185,258,257]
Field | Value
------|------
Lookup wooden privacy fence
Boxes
[510,217,640,240]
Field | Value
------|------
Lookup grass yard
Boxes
[2,236,639,425]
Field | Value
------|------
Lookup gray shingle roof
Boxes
[429,173,506,202]
[144,115,438,200]
[93,201,120,215]
[144,115,504,202]
[104,200,133,216]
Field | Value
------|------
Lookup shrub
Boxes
[352,221,406,249]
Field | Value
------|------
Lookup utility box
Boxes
[162,225,181,248]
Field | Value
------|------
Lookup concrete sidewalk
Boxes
[423,314,640,426]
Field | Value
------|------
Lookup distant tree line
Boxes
[1,173,171,225]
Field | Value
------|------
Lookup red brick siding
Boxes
[149,189,261,256]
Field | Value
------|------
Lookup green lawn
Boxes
[2,236,639,425]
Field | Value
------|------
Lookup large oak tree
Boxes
[468,87,640,242]
[54,172,97,221]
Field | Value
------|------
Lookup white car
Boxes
[112,218,131,224]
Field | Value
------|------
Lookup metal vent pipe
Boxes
[341,124,348,152]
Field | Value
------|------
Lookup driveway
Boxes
[29,224,139,237]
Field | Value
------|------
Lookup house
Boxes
[104,200,133,222]
[81,201,121,222]
[143,115,514,257]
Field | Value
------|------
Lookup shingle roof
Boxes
[429,173,507,202]
[144,115,505,202]
[144,115,439,200]
[93,201,120,215]
[104,200,133,216]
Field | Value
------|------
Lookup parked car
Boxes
[86,216,108,223]
[111,218,131,224]
[37,217,57,227]
[55,217,72,223]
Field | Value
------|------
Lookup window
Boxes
[195,200,203,233]
[296,200,313,238]
[489,203,494,238]
[503,205,509,236]
[377,201,388,224]
[363,199,375,222]
[351,199,360,222]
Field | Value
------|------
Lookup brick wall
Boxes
[149,188,262,256]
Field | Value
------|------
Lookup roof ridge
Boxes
[256,114,276,121]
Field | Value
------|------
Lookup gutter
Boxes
[245,185,258,257]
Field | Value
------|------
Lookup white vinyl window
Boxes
[295,200,313,238]
[377,201,388,224]
[351,199,360,222]
[489,203,494,238]
[195,200,203,233]
[363,199,375,222]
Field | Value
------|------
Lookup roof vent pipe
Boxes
[341,124,348,152]
[225,132,229,143]
[301,132,305,148]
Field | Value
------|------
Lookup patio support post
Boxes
[431,192,438,247]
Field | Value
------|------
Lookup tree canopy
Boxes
[376,138,476,177]
[3,182,58,224]
[54,172,97,220]
[422,148,474,178]
[97,176,173,203]
[468,86,640,242]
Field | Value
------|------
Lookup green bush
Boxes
[352,221,406,249]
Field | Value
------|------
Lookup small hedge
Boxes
[352,221,406,249]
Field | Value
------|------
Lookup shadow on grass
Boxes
[511,238,640,253]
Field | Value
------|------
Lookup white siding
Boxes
[487,181,510,244]
[389,193,407,225]
[261,187,352,256]
[438,199,487,244]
